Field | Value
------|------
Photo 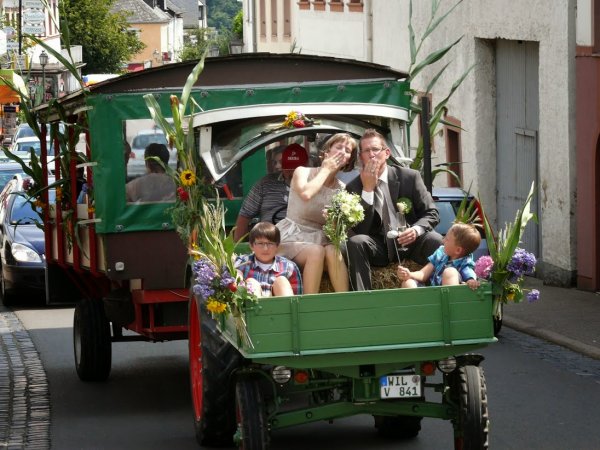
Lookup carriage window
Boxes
[124,119,177,204]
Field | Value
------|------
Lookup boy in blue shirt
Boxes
[397,223,480,290]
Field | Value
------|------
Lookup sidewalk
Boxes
[503,277,600,360]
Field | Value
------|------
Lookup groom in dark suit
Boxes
[345,129,442,291]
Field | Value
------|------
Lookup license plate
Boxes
[379,374,422,399]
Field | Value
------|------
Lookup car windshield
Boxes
[10,195,40,224]
[132,133,168,149]
[14,139,54,156]
[0,170,24,189]
[435,201,460,235]
[15,125,36,140]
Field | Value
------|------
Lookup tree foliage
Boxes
[179,28,212,61]
[206,0,242,31]
[59,0,145,74]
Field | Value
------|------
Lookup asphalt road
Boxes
[13,305,600,450]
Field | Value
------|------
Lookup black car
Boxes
[0,176,47,305]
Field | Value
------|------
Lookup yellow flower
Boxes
[88,206,95,214]
[180,170,196,186]
[56,187,63,202]
[206,299,228,314]
[283,111,299,127]
[34,198,45,209]
[506,292,515,301]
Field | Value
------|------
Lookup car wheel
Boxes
[0,263,16,307]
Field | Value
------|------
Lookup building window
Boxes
[347,0,363,12]
[329,1,344,12]
[313,1,326,11]
[283,0,291,37]
[444,115,462,187]
[595,0,600,52]
[259,0,266,37]
[271,0,278,37]
[298,1,310,10]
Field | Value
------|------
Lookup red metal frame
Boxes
[129,289,189,339]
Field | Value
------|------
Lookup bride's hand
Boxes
[321,151,344,172]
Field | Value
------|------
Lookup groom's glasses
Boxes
[361,146,386,155]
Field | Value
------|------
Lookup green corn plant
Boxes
[406,0,474,183]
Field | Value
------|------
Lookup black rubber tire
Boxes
[453,365,489,450]
[235,378,269,450]
[73,298,112,382]
[0,263,16,307]
[374,414,422,439]
[189,296,244,447]
[493,303,503,336]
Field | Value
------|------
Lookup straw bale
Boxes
[319,259,423,293]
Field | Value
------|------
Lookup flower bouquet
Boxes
[190,199,258,347]
[478,181,540,317]
[323,190,364,253]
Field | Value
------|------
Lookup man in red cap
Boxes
[234,143,309,241]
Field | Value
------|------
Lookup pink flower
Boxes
[474,255,494,279]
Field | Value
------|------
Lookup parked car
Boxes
[432,186,488,259]
[127,128,176,177]
[0,163,26,189]
[8,136,55,164]
[0,175,51,306]
[12,123,37,143]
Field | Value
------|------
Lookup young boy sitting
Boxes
[235,222,303,297]
[397,222,481,290]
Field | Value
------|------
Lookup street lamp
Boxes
[39,50,48,102]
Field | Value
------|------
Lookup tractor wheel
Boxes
[189,296,243,447]
[453,365,489,450]
[374,415,422,439]
[73,298,111,382]
[235,378,269,450]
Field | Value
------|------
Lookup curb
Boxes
[504,315,600,361]
[0,311,51,449]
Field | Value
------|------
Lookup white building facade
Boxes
[243,0,577,286]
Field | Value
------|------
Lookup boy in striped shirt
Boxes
[235,222,303,297]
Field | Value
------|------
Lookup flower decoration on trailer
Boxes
[144,58,213,246]
[477,182,540,317]
[144,56,257,346]
[190,200,258,347]
[282,110,317,129]
[323,190,364,254]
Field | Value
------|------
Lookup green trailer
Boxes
[190,282,494,450]
[33,54,495,449]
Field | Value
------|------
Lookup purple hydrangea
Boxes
[220,266,236,288]
[507,248,537,280]
[192,258,217,299]
[526,289,540,303]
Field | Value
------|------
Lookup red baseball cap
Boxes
[281,143,308,170]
